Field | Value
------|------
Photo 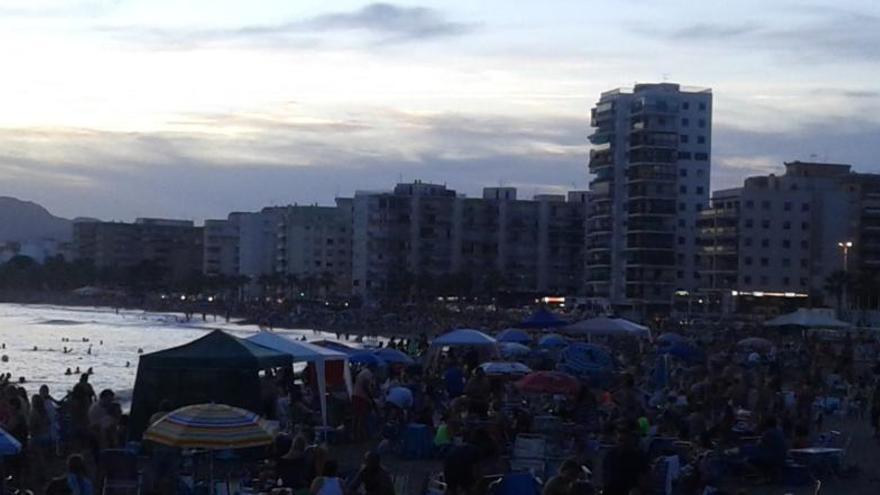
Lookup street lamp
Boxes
[837,241,853,272]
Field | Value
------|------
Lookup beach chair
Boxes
[100,449,141,495]
[510,434,546,479]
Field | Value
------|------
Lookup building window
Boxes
[800,278,808,287]
[697,136,706,144]
[679,203,686,211]
[761,239,769,248]
[761,200,771,210]
[783,221,791,230]
[761,220,770,229]
[696,168,704,177]
[801,221,809,230]
[678,219,685,227]
[802,203,810,212]
[760,275,768,285]
[699,102,707,111]
[678,151,692,159]
[744,275,752,284]
[698,119,706,128]
[783,276,790,285]
[784,202,792,211]
[680,134,689,143]
[681,118,690,127]
[682,101,690,110]
[677,270,684,279]
[658,117,667,125]
[679,185,687,194]
[680,168,688,177]
[782,258,791,267]
[678,236,685,245]
[760,258,769,267]
[745,257,753,266]
[744,237,753,246]
[695,203,703,212]
[745,200,754,209]
[745,219,754,228]
[782,239,791,248]
[695,153,708,161]
[801,258,808,268]
[801,240,809,249]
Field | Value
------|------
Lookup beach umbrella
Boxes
[515,371,580,397]
[564,317,651,338]
[0,427,22,455]
[659,342,705,364]
[432,329,497,346]
[499,342,531,359]
[144,403,273,449]
[479,361,532,377]
[764,308,850,329]
[736,337,774,352]
[656,333,686,345]
[561,343,614,370]
[373,348,415,365]
[537,334,568,349]
[145,403,273,494]
[349,352,387,367]
[517,309,568,329]
[496,328,532,344]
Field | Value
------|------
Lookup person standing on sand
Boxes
[871,381,880,439]
[353,366,376,441]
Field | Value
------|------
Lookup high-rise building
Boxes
[350,181,587,302]
[73,218,203,284]
[586,83,712,318]
[275,203,352,295]
[696,161,880,313]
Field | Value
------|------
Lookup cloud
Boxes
[711,117,880,190]
[0,0,119,17]
[632,9,880,63]
[306,3,477,41]
[100,3,476,49]
[0,109,584,221]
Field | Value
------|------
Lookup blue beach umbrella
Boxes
[496,328,531,344]
[373,348,415,365]
[537,334,568,349]
[349,352,387,367]
[518,309,568,329]
[0,427,21,456]
[499,342,531,359]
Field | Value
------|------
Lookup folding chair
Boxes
[100,449,141,495]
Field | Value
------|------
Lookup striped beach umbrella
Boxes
[144,403,273,450]
[0,427,22,455]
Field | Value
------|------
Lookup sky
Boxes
[1,0,879,221]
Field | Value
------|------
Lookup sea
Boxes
[0,303,351,405]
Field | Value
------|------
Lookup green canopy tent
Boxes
[129,329,292,440]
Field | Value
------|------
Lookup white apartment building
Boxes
[275,203,352,295]
[698,161,861,306]
[587,82,712,318]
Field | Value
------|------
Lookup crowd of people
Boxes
[0,370,127,494]
[4,310,880,495]
[243,322,880,495]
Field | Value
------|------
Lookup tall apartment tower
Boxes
[586,83,712,318]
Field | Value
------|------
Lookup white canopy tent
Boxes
[563,316,651,338]
[426,329,499,368]
[764,308,851,329]
[247,332,353,427]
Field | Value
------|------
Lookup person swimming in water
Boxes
[65,368,72,376]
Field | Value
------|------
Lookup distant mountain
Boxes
[0,197,73,243]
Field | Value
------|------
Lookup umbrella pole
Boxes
[210,451,215,495]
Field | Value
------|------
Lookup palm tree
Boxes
[823,270,852,315]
